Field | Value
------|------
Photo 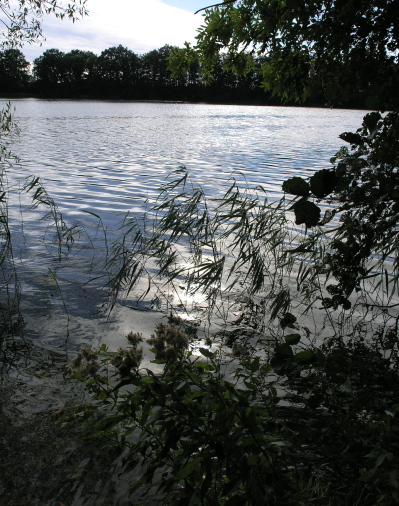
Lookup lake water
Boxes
[1,99,366,352]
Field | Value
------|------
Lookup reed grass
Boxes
[105,167,399,356]
[0,103,83,362]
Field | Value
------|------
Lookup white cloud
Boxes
[21,0,204,61]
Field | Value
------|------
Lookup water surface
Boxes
[1,99,366,350]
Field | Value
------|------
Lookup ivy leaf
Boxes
[282,176,310,196]
[293,200,321,227]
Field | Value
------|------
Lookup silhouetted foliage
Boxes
[0,45,307,104]
[0,48,29,92]
[0,0,87,48]
[170,0,399,110]
[64,2,399,504]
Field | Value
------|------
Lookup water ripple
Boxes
[1,98,366,348]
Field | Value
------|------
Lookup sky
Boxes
[19,0,210,62]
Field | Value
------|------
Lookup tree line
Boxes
[0,44,371,107]
[0,44,266,103]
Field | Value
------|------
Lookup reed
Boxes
[0,103,82,363]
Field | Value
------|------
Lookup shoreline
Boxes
[0,338,163,505]
[0,93,371,110]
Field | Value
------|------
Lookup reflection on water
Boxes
[1,99,366,350]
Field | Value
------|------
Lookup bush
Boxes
[68,313,399,504]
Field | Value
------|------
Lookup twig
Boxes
[195,0,236,15]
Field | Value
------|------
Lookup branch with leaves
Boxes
[0,0,88,47]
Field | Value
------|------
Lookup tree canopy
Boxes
[0,48,29,92]
[0,43,269,102]
[170,0,399,109]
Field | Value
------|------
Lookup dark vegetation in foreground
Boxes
[63,0,399,500]
[1,0,399,504]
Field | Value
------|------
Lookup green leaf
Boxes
[363,111,381,134]
[146,409,163,425]
[284,333,301,345]
[81,209,101,219]
[194,362,213,371]
[274,343,294,358]
[310,169,337,198]
[175,460,198,480]
[199,348,215,358]
[282,176,310,196]
[293,200,321,227]
[280,312,297,328]
[294,350,317,363]
[359,468,376,481]
[339,132,363,145]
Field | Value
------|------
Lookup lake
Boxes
[1,99,366,352]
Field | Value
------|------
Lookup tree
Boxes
[140,45,175,87]
[64,49,97,87]
[97,45,139,84]
[0,0,88,48]
[170,0,399,110]
[0,48,30,92]
[33,48,66,91]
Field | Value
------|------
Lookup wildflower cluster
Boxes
[148,322,189,363]
[111,332,143,377]
[71,346,100,377]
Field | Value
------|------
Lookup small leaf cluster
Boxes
[1,0,88,48]
[68,336,299,505]
[282,169,338,228]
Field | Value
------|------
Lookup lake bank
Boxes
[0,340,119,505]
[0,337,169,505]
[2,102,399,504]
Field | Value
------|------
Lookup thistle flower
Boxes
[126,331,143,346]
[148,323,189,363]
[111,345,143,377]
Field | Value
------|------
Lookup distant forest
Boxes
[0,45,365,107]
